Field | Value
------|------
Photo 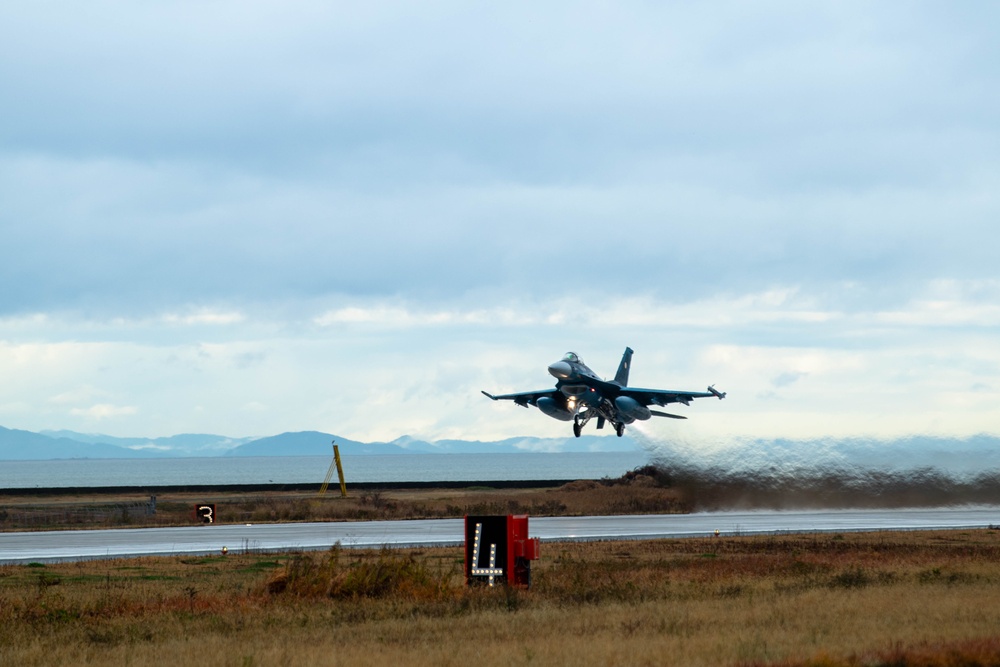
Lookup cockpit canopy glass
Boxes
[563,352,580,364]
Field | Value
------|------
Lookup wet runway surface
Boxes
[3,507,999,563]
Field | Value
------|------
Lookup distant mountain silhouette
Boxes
[0,426,152,460]
[9,425,995,472]
[224,432,401,456]
[0,426,644,460]
[40,430,253,454]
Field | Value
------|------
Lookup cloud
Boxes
[69,404,138,420]
[127,443,171,452]
[873,280,1000,327]
[0,4,998,441]
[47,386,110,405]
[1,278,998,439]
[162,310,246,327]
[313,306,525,328]
[771,372,808,388]
[1,5,998,314]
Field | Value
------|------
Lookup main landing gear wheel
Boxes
[615,422,625,437]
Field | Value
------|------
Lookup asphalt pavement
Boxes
[3,507,999,563]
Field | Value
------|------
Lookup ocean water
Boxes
[0,451,652,489]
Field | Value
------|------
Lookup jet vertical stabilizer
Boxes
[614,347,634,386]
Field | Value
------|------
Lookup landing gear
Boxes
[614,422,625,437]
[572,421,582,438]
[573,412,591,438]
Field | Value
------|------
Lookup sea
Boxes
[0,451,653,489]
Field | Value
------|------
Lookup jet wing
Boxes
[619,386,724,408]
[481,389,559,408]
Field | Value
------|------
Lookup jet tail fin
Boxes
[614,347,634,386]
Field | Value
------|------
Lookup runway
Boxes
[2,507,999,564]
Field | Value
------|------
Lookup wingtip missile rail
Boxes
[708,385,727,400]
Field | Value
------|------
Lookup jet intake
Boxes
[536,396,574,421]
[615,396,651,421]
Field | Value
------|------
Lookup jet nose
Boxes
[547,360,573,379]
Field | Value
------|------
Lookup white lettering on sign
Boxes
[197,505,214,524]
[470,522,504,586]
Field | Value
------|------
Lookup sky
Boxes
[1,2,998,444]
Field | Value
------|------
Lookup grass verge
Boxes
[2,529,1000,665]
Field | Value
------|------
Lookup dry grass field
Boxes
[2,529,1000,666]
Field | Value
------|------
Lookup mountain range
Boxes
[1,426,998,476]
[0,426,641,460]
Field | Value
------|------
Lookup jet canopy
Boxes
[562,352,581,364]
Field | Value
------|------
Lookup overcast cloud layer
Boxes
[1,2,998,443]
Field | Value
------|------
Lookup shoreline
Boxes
[0,479,573,497]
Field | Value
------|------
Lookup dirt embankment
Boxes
[0,466,682,531]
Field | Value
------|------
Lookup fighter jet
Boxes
[482,348,725,438]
